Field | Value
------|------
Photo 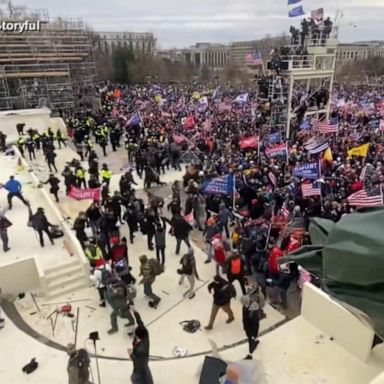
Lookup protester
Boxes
[139,255,161,309]
[2,175,29,210]
[0,207,11,252]
[178,247,199,299]
[66,343,91,384]
[240,278,266,360]
[128,311,154,384]
[30,207,55,247]
[205,275,235,330]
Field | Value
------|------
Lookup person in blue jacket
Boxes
[3,175,29,210]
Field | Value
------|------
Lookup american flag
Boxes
[268,171,277,188]
[304,136,329,154]
[280,202,290,220]
[313,120,338,134]
[347,185,383,207]
[301,182,321,197]
[359,164,374,182]
[245,51,263,65]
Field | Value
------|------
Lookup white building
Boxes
[182,43,229,70]
[96,31,156,56]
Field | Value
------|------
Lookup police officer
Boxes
[25,137,36,161]
[32,131,41,150]
[17,136,25,157]
[99,134,108,157]
[56,128,67,149]
[75,166,87,189]
[100,163,112,187]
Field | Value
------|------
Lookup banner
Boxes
[69,186,101,201]
[203,174,234,195]
[239,136,259,149]
[294,162,320,180]
[265,143,287,158]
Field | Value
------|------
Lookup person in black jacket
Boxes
[204,275,235,330]
[30,207,54,247]
[128,311,154,384]
[43,174,60,202]
[166,214,193,255]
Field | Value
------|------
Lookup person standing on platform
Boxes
[2,175,29,210]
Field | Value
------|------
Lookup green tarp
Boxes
[281,207,384,338]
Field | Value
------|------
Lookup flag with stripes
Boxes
[280,202,290,220]
[304,136,329,154]
[301,182,321,197]
[313,120,338,134]
[347,185,383,207]
[245,51,263,65]
[268,171,277,188]
[359,164,374,182]
[380,119,384,132]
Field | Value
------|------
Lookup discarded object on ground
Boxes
[180,320,201,333]
[173,347,187,357]
[22,358,38,374]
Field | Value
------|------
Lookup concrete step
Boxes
[45,280,90,300]
[45,264,86,282]
[44,260,81,275]
[46,271,88,290]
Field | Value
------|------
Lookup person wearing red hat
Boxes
[90,258,112,307]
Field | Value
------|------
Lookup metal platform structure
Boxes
[266,13,340,140]
[0,2,98,115]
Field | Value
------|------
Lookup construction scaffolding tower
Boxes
[266,18,339,140]
[0,2,98,115]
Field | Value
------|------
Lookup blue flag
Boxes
[294,162,320,180]
[288,0,301,4]
[289,5,305,17]
[264,132,281,145]
[300,119,312,130]
[127,112,141,126]
[203,174,234,195]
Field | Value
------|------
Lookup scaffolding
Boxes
[266,29,338,140]
[0,3,98,115]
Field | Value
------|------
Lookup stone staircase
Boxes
[43,259,90,300]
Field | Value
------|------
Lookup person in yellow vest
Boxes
[100,164,112,187]
[47,127,55,140]
[56,128,67,149]
[17,136,25,157]
[85,239,103,267]
[32,132,41,150]
[75,166,87,189]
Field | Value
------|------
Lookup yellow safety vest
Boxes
[76,169,85,179]
[100,169,112,179]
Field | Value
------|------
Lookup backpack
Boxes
[100,267,112,285]
[230,258,241,275]
[126,285,137,301]
[22,358,38,374]
[150,258,164,276]
[179,320,201,333]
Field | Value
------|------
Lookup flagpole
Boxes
[232,174,236,211]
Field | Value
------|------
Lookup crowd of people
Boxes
[1,76,384,383]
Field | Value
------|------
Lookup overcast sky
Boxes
[11,0,384,48]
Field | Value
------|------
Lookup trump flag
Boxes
[203,174,235,195]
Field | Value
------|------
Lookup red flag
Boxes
[182,116,195,130]
[239,136,259,149]
[69,186,101,201]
